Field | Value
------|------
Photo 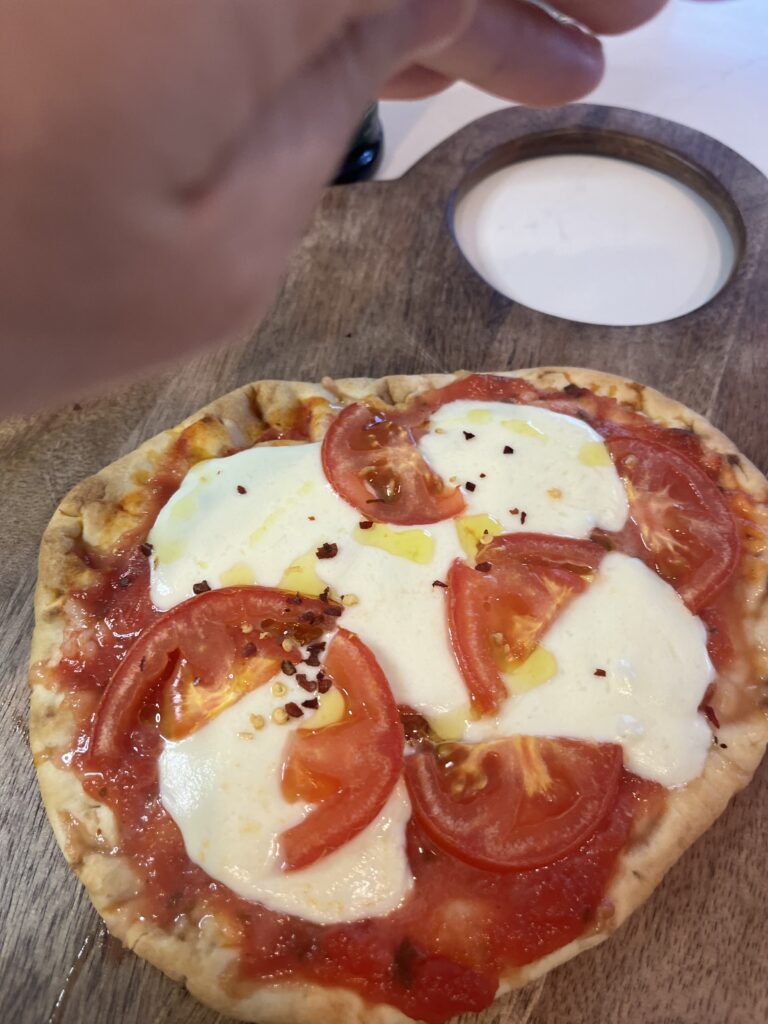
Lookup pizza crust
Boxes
[29,367,768,1024]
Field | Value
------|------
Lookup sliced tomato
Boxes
[405,737,622,872]
[87,587,333,763]
[279,628,404,871]
[607,437,739,612]
[447,534,605,713]
[321,402,465,525]
[415,373,542,410]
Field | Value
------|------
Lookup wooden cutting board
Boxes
[2,105,767,1024]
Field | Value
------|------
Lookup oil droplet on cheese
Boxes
[501,419,547,440]
[301,688,346,730]
[354,523,435,564]
[430,704,476,741]
[455,514,502,558]
[504,647,558,694]
[220,562,255,587]
[579,441,612,467]
[466,408,493,425]
[151,535,185,564]
[279,551,327,597]
[169,491,198,522]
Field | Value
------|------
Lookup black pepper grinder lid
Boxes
[333,102,384,185]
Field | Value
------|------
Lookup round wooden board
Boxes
[2,105,767,1024]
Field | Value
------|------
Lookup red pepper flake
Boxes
[358,520,374,530]
[305,652,321,667]
[699,683,720,729]
[432,580,447,588]
[509,507,519,515]
[701,704,720,729]
[503,445,514,455]
[593,668,607,677]
[465,481,476,492]
[316,542,338,559]
[300,611,319,624]
[307,641,326,654]
[296,674,317,692]
[479,473,486,478]
[318,587,330,604]
[317,676,332,694]
[193,580,211,595]
[324,606,343,618]
[139,542,153,557]
[301,697,319,710]
[463,431,475,440]
[243,642,257,657]
[285,702,303,718]
[281,659,297,676]
[308,515,316,521]
[236,484,247,495]
[475,561,492,573]
[286,593,303,606]
[719,742,728,749]
[520,511,528,525]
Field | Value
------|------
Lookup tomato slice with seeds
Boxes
[88,587,333,762]
[607,437,739,612]
[447,534,605,713]
[405,737,622,872]
[321,402,465,525]
[279,628,404,871]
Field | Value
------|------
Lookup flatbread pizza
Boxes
[29,368,768,1024]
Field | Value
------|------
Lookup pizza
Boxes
[29,368,768,1024]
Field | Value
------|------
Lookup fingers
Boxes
[381,65,455,99]
[420,0,605,106]
[552,0,670,35]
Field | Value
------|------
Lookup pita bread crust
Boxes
[30,368,768,1024]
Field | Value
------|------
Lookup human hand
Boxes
[0,1,676,412]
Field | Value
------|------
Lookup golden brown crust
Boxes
[29,367,768,1024]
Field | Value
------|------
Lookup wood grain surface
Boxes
[2,105,767,1024]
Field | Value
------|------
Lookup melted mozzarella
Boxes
[464,553,714,786]
[420,401,628,537]
[159,683,413,925]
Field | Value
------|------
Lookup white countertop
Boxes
[379,0,768,179]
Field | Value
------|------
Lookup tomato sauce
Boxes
[49,382,761,1023]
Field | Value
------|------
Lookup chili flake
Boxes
[594,668,607,677]
[503,445,514,455]
[192,580,211,595]
[236,485,247,495]
[139,542,153,557]
[358,521,374,530]
[465,481,476,492]
[301,698,319,710]
[463,431,475,440]
[281,660,297,676]
[475,562,492,573]
[316,542,338,559]
[432,580,447,588]
[285,702,303,718]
